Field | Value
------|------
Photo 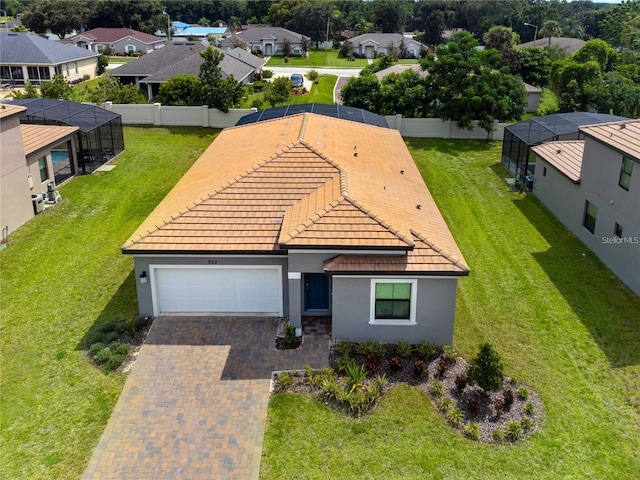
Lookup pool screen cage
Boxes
[501,112,628,184]
[10,98,124,174]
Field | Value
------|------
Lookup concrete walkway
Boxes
[83,316,330,480]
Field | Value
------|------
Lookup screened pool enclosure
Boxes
[11,99,124,175]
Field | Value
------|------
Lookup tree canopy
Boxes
[198,47,243,112]
[21,0,88,39]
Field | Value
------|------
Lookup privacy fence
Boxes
[101,102,509,139]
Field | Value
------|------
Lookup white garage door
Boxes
[152,266,282,315]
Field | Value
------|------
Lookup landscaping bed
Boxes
[272,341,543,443]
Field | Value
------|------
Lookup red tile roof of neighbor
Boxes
[580,120,640,162]
[66,28,163,44]
[122,113,469,274]
[532,140,585,183]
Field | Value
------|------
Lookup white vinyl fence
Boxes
[101,102,509,139]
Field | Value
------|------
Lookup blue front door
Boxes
[305,273,330,311]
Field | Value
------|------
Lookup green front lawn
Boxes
[243,74,337,108]
[266,49,368,68]
[261,139,640,479]
[0,127,219,480]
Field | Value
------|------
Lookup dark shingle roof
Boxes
[220,25,308,48]
[113,42,206,77]
[0,32,99,65]
[516,37,586,55]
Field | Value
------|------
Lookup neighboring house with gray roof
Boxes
[219,25,309,56]
[349,33,426,59]
[113,42,266,100]
[374,63,427,81]
[516,37,586,55]
[61,28,165,55]
[0,32,99,85]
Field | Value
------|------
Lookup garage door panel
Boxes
[153,266,281,315]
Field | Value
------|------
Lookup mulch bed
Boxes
[273,343,544,443]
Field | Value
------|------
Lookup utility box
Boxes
[31,194,44,215]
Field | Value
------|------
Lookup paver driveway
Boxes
[83,316,330,480]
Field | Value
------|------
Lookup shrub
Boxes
[262,69,273,79]
[103,331,118,344]
[251,97,264,109]
[343,360,367,391]
[388,356,403,372]
[413,359,427,377]
[320,376,342,400]
[430,379,444,397]
[468,343,504,392]
[467,399,480,415]
[371,374,388,395]
[277,371,293,387]
[443,345,458,362]
[521,417,533,431]
[436,358,448,378]
[464,422,480,439]
[395,341,412,358]
[505,421,523,441]
[455,374,468,392]
[94,348,110,365]
[364,352,379,374]
[439,397,453,412]
[90,342,104,354]
[103,353,126,372]
[304,364,314,382]
[284,325,296,348]
[336,339,352,357]
[517,387,529,400]
[492,429,505,442]
[494,398,505,416]
[524,402,535,414]
[503,389,514,410]
[336,354,351,372]
[448,407,464,425]
[416,341,437,359]
[306,69,319,82]
[355,341,386,359]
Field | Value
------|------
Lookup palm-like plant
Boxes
[540,20,563,46]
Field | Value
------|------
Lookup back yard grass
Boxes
[0,127,218,480]
[260,139,640,479]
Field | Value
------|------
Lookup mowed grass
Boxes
[0,126,218,479]
[244,74,337,109]
[260,138,640,479]
[266,49,368,68]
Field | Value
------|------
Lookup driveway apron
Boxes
[82,316,329,480]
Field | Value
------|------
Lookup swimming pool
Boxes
[52,151,69,164]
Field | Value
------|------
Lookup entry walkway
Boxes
[83,316,330,480]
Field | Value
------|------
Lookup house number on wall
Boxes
[208,260,218,264]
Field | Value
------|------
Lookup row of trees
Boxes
[13,0,637,49]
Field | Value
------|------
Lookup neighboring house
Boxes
[0,102,77,238]
[122,111,469,345]
[61,28,165,55]
[171,21,228,41]
[349,33,426,58]
[524,83,542,113]
[0,32,99,85]
[113,42,265,100]
[531,120,640,297]
[219,25,309,56]
[516,37,586,55]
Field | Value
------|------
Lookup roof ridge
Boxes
[296,139,348,195]
[280,195,346,243]
[410,229,469,271]
[343,197,414,248]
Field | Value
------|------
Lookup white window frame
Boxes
[125,45,136,54]
[369,278,417,326]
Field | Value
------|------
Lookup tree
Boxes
[157,75,201,106]
[11,83,40,99]
[21,0,88,39]
[420,10,445,50]
[339,40,353,59]
[571,39,616,72]
[97,54,109,76]
[280,38,292,57]
[198,47,243,112]
[515,47,552,86]
[268,0,307,27]
[340,74,380,112]
[87,0,165,34]
[420,32,526,137]
[539,20,562,46]
[287,1,335,49]
[376,69,427,117]
[264,76,292,107]
[483,26,520,69]
[198,17,211,27]
[87,76,146,104]
[468,343,504,392]
[39,74,73,100]
[372,0,412,33]
[599,0,640,49]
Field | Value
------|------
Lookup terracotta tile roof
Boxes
[532,140,584,183]
[65,28,163,45]
[0,103,26,119]
[123,113,468,273]
[20,124,78,156]
[580,120,640,162]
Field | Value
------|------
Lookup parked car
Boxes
[290,73,304,88]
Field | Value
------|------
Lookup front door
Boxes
[305,273,330,311]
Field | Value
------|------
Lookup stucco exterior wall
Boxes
[59,57,98,81]
[0,113,32,236]
[532,157,584,229]
[131,255,289,317]
[331,275,458,344]
[111,38,162,55]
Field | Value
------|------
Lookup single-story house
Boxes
[0,32,99,85]
[61,28,165,55]
[113,42,266,100]
[122,111,469,344]
[374,63,427,81]
[516,37,586,55]
[0,102,78,238]
[531,120,640,297]
[170,21,229,40]
[348,33,427,59]
[219,25,309,56]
